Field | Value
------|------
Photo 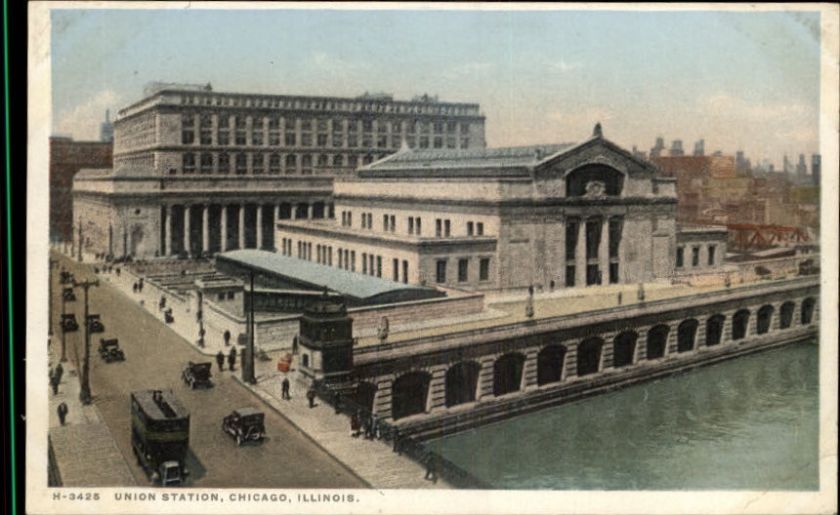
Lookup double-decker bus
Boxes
[130,389,190,486]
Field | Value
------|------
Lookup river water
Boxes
[427,341,819,490]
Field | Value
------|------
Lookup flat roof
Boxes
[217,249,442,303]
[364,143,576,171]
[131,389,189,420]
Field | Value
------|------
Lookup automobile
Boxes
[222,407,265,446]
[61,314,79,332]
[798,259,820,276]
[87,314,105,333]
[98,338,125,362]
[62,287,76,301]
[181,361,213,389]
[60,271,74,285]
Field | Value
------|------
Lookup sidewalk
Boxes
[236,358,450,489]
[47,336,136,486]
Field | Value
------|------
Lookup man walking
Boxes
[50,373,60,395]
[306,386,316,408]
[228,347,237,372]
[216,350,225,372]
[223,330,231,347]
[57,402,69,426]
[424,453,438,483]
[54,363,64,385]
[281,377,291,400]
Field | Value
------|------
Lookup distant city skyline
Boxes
[51,7,821,168]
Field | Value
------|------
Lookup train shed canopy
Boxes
[216,249,445,306]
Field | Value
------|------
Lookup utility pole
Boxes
[74,278,99,405]
[60,285,68,363]
[243,270,256,384]
[77,221,84,262]
[48,259,58,336]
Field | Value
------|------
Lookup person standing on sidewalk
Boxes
[216,351,225,372]
[223,330,231,347]
[57,402,68,426]
[54,363,64,385]
[306,386,316,408]
[424,453,438,483]
[228,347,237,371]
[50,373,60,395]
[281,377,291,400]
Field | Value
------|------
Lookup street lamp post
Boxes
[74,278,99,405]
[60,287,68,363]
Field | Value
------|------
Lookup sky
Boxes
[50,6,822,168]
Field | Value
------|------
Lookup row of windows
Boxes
[179,95,480,116]
[436,257,491,283]
[182,114,474,133]
[177,152,382,175]
[281,237,411,284]
[676,244,717,268]
[565,217,624,262]
[182,125,469,150]
[336,212,489,239]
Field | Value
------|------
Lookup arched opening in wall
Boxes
[577,338,604,376]
[801,297,816,325]
[353,381,377,413]
[732,309,750,341]
[779,301,795,329]
[613,331,638,367]
[677,319,699,353]
[391,372,431,420]
[646,325,670,360]
[493,353,525,396]
[756,305,774,334]
[445,362,480,407]
[565,164,624,197]
[706,315,725,346]
[537,345,566,386]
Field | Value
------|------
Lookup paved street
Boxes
[51,251,367,488]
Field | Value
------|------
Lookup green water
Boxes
[428,341,819,490]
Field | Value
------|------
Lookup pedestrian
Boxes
[116,267,121,276]
[54,363,64,385]
[228,347,237,371]
[292,335,299,355]
[50,374,60,395]
[282,377,291,400]
[424,453,438,483]
[57,402,68,426]
[216,350,225,372]
[617,291,623,305]
[223,330,231,347]
[350,412,361,437]
[392,429,402,455]
[362,414,371,439]
[306,386,316,408]
[371,414,381,439]
[334,392,342,414]
[132,282,138,293]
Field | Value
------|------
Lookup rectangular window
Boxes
[402,260,409,284]
[458,258,469,282]
[408,217,414,235]
[285,154,297,172]
[252,154,264,174]
[252,131,263,146]
[285,132,297,146]
[608,218,623,259]
[390,215,396,232]
[676,247,684,268]
[586,219,602,260]
[383,214,388,231]
[301,134,312,147]
[235,153,247,175]
[436,219,442,237]
[377,256,382,277]
[217,131,229,146]
[182,153,195,174]
[609,262,619,284]
[416,218,421,235]
[708,245,716,266]
[235,130,246,145]
[317,134,328,146]
[566,265,576,287]
[370,255,375,276]
[218,153,229,174]
[350,251,356,272]
[436,260,447,283]
[477,222,484,236]
[692,247,700,267]
[200,129,212,145]
[362,253,368,274]
[444,220,451,237]
[269,154,281,174]
[467,222,474,236]
[479,258,490,281]
[393,258,399,281]
[199,153,212,174]
[182,130,195,145]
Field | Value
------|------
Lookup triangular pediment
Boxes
[535,136,660,177]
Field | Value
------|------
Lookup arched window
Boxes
[646,325,670,360]
[493,353,525,396]
[779,302,795,329]
[706,315,725,346]
[732,309,750,340]
[613,331,638,367]
[756,305,774,334]
[445,362,480,407]
[537,345,566,386]
[677,319,699,353]
[577,338,604,376]
[801,297,816,325]
[391,372,430,420]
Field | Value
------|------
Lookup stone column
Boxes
[291,204,298,220]
[306,203,313,220]
[599,217,610,285]
[427,366,447,412]
[183,205,191,256]
[201,204,209,254]
[256,205,263,250]
[274,204,281,223]
[238,204,246,249]
[372,377,393,420]
[475,356,496,401]
[220,205,228,252]
[576,219,587,287]
[522,348,539,390]
[164,204,172,256]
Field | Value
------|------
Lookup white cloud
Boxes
[54,89,121,141]
[546,59,582,73]
[440,62,495,80]
[311,51,370,76]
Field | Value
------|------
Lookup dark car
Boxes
[98,338,125,362]
[222,407,265,446]
[61,314,79,332]
[60,271,74,285]
[182,361,213,389]
[87,314,105,334]
[62,287,76,302]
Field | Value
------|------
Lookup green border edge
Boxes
[3,0,16,512]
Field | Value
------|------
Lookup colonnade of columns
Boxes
[160,200,333,257]
[571,215,621,287]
